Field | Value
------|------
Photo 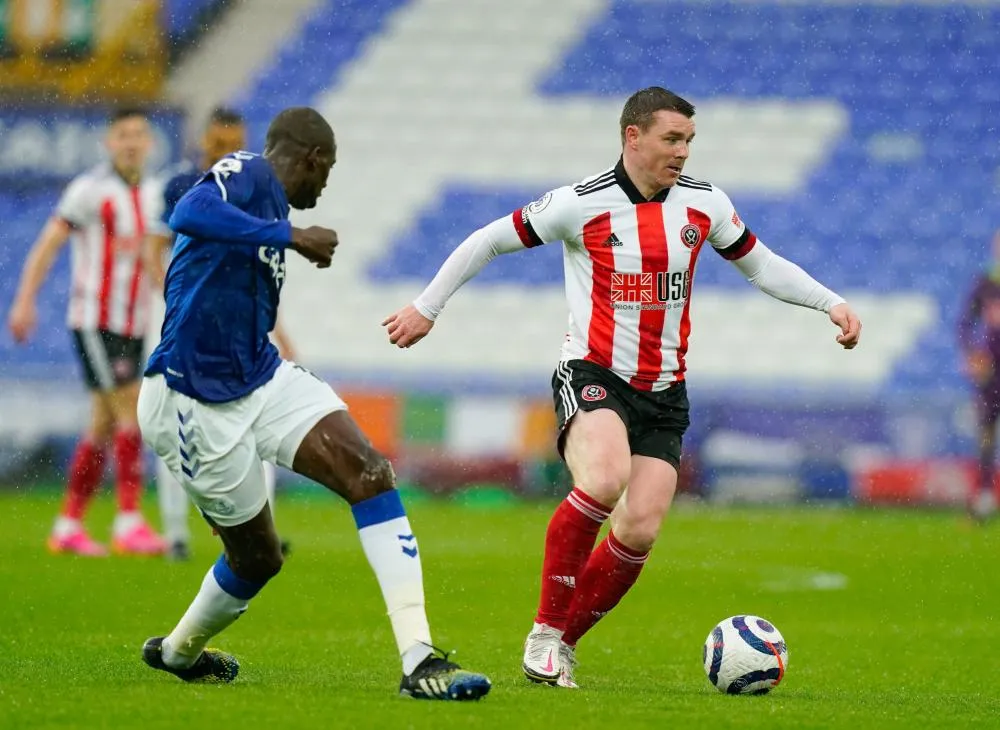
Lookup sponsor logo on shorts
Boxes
[581,384,607,402]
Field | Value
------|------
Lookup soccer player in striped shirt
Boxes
[8,108,169,557]
[384,87,862,688]
[144,107,297,561]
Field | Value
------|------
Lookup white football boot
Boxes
[522,623,562,684]
[555,641,578,689]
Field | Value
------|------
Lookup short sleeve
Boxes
[55,175,94,228]
[144,177,169,237]
[510,186,581,247]
[707,186,757,261]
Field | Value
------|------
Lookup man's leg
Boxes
[522,408,629,684]
[149,497,282,679]
[286,409,489,699]
[107,380,167,554]
[49,392,113,556]
[973,389,999,520]
[561,455,676,649]
[157,458,191,558]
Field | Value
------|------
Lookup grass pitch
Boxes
[2,488,999,729]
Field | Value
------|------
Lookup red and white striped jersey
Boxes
[512,159,757,391]
[56,164,167,337]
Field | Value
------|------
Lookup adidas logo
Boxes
[602,233,623,247]
[549,575,576,588]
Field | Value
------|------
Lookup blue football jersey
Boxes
[160,160,202,229]
[145,152,293,403]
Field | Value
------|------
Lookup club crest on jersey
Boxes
[526,191,552,214]
[581,384,607,402]
[680,223,703,249]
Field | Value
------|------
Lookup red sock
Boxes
[561,530,648,646]
[114,427,144,513]
[62,439,106,519]
[535,487,612,630]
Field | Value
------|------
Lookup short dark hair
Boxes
[619,87,695,144]
[264,107,334,155]
[207,107,244,127]
[109,107,147,126]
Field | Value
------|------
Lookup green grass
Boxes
[2,489,1000,729]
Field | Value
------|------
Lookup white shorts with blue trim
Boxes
[137,360,347,526]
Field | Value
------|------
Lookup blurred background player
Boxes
[7,108,168,557]
[958,228,1000,522]
[144,106,297,560]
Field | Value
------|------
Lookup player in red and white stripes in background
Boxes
[8,108,169,557]
[384,87,862,688]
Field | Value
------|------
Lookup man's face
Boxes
[289,147,336,210]
[202,122,246,167]
[627,110,695,190]
[106,116,152,174]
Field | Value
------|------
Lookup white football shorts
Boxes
[137,360,347,526]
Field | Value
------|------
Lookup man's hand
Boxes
[829,302,862,349]
[383,304,434,348]
[291,226,338,268]
[966,349,993,387]
[8,297,37,343]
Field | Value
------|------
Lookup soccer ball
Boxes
[703,615,788,695]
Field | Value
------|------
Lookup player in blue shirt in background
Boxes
[137,107,491,700]
[145,107,296,561]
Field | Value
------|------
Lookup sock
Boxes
[535,487,612,631]
[156,458,190,545]
[113,510,143,536]
[61,439,106,521]
[161,554,264,669]
[350,489,433,674]
[561,530,649,646]
[263,461,276,516]
[979,431,995,496]
[113,427,143,513]
[53,516,82,539]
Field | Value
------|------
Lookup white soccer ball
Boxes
[703,615,788,694]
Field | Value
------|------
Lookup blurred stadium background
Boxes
[0,0,997,508]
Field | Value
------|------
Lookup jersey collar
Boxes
[614,157,670,204]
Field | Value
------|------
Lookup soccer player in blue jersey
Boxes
[144,107,296,560]
[137,107,491,700]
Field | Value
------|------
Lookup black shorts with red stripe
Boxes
[71,329,144,392]
[551,359,690,469]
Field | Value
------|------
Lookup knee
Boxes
[229,544,284,584]
[612,517,661,553]
[578,462,630,507]
[346,449,396,503]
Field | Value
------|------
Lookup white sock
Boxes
[156,459,190,545]
[53,516,81,538]
[113,511,143,536]
[350,490,433,674]
[162,558,257,669]
[263,461,276,517]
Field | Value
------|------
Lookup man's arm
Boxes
[169,183,292,246]
[726,239,861,349]
[143,232,172,289]
[8,218,72,342]
[384,187,579,347]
